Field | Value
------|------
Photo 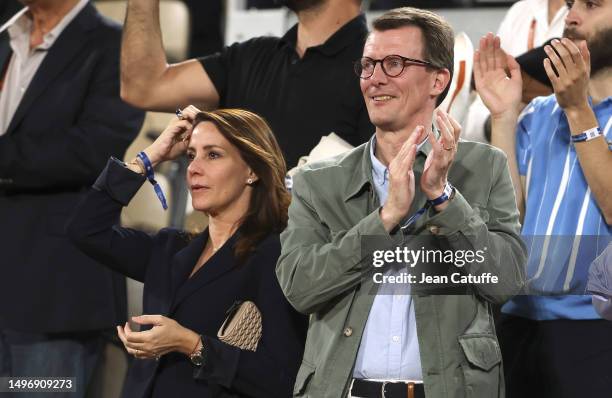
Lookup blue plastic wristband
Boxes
[400,205,430,231]
[137,151,168,210]
[571,126,601,143]
[427,183,454,207]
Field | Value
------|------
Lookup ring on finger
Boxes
[443,146,455,151]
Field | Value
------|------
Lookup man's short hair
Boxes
[372,7,454,106]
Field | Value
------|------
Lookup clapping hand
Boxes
[420,109,462,209]
[380,125,424,231]
[473,33,523,119]
[543,38,590,112]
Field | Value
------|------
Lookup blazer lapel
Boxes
[0,30,11,79]
[169,233,240,314]
[169,231,207,297]
[4,4,99,136]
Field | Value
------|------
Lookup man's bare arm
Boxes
[566,105,612,225]
[120,0,220,111]
[490,114,526,222]
[474,34,526,221]
[543,39,612,224]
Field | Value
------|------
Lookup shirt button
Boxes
[343,327,353,337]
[428,225,440,235]
[392,336,400,342]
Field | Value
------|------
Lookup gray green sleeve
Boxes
[424,149,527,303]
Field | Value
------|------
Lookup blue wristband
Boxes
[398,183,454,231]
[137,151,168,210]
[571,126,601,143]
[400,205,430,231]
[427,183,454,207]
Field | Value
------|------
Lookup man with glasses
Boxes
[277,7,526,398]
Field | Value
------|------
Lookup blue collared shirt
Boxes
[502,95,612,320]
[352,136,423,381]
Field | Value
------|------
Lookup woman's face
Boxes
[186,122,255,216]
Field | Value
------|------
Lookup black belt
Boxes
[351,379,425,398]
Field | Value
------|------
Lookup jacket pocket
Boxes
[458,334,503,398]
[293,360,316,397]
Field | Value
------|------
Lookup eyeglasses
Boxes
[354,55,434,79]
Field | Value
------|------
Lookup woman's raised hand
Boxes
[143,105,202,166]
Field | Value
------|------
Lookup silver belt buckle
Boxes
[381,381,389,398]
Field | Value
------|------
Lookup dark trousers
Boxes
[0,329,105,398]
[498,314,612,398]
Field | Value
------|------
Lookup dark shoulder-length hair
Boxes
[192,109,290,263]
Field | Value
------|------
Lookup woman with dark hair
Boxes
[67,107,307,398]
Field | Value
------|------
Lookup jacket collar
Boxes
[3,2,100,136]
[6,0,89,51]
[0,29,9,78]
[343,139,374,202]
[169,229,241,313]
[278,13,367,57]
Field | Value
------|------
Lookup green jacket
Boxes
[276,138,527,398]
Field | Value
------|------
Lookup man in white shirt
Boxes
[0,1,144,394]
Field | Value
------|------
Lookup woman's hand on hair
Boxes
[178,105,202,122]
[116,315,201,360]
[143,116,194,167]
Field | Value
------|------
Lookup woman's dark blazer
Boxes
[66,158,307,398]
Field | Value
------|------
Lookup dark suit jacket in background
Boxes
[0,0,21,27]
[0,3,145,333]
[67,158,308,398]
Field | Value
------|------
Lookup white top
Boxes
[497,0,567,56]
[0,0,89,135]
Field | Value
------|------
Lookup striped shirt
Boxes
[502,95,612,320]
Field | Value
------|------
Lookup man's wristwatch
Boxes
[427,182,455,207]
[189,335,205,366]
